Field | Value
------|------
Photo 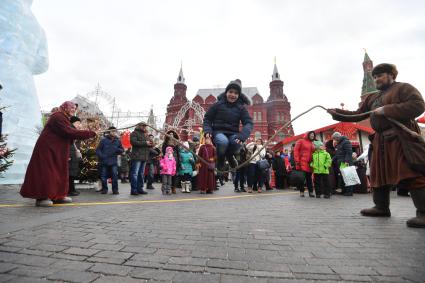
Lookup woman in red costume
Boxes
[20,101,96,207]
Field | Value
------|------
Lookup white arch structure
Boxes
[165,101,205,134]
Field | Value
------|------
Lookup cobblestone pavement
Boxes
[0,183,424,282]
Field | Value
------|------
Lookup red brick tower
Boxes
[165,66,188,130]
[266,61,294,143]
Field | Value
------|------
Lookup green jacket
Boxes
[310,149,332,174]
[130,128,150,161]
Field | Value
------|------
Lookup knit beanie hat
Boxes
[332,132,342,140]
[313,140,323,149]
[225,79,242,95]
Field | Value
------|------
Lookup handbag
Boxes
[340,165,361,186]
[256,159,270,171]
[288,170,305,187]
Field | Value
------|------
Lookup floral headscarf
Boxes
[59,101,76,116]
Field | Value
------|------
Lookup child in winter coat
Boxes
[178,141,195,193]
[160,146,177,195]
[197,136,216,194]
[310,141,332,198]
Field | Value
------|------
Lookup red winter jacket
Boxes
[294,133,315,173]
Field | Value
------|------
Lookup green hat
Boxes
[313,140,323,149]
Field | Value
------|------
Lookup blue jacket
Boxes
[96,136,124,166]
[203,92,253,142]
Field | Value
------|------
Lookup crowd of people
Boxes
[18,63,425,228]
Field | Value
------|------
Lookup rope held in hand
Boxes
[96,105,415,174]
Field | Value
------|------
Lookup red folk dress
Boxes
[20,111,96,200]
[197,144,216,192]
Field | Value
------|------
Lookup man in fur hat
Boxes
[203,79,253,171]
[328,63,425,228]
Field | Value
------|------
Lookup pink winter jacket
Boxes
[160,155,176,176]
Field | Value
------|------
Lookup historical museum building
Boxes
[164,63,294,143]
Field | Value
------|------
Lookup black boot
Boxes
[407,189,425,228]
[361,187,391,217]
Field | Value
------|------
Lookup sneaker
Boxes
[240,188,246,192]
[324,195,331,199]
[130,192,139,196]
[138,190,148,195]
[113,191,119,195]
[35,199,53,207]
[53,197,72,204]
[316,195,321,198]
[234,188,240,192]
[300,192,305,197]
[147,184,155,190]
[309,193,315,198]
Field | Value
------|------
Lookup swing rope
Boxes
[97,106,410,174]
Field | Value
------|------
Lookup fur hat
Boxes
[313,140,323,149]
[372,63,398,79]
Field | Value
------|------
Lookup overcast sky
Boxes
[32,0,425,134]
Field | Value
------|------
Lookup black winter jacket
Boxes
[203,92,253,142]
[333,136,353,166]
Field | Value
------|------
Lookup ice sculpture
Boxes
[0,0,49,184]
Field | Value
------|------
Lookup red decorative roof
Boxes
[272,122,374,150]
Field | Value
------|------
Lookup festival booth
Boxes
[272,122,374,155]
[271,122,374,192]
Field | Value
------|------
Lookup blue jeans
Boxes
[101,164,118,193]
[234,167,246,189]
[130,160,147,193]
[213,133,241,159]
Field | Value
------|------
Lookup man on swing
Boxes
[328,63,425,228]
[203,79,253,171]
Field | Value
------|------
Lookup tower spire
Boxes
[272,57,280,81]
[361,50,377,96]
[177,62,185,84]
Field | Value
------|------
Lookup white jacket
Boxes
[246,142,266,164]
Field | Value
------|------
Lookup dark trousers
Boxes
[247,163,264,189]
[275,173,285,189]
[234,167,246,189]
[101,164,119,193]
[298,171,313,193]
[68,176,76,194]
[314,174,330,196]
[146,162,155,185]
